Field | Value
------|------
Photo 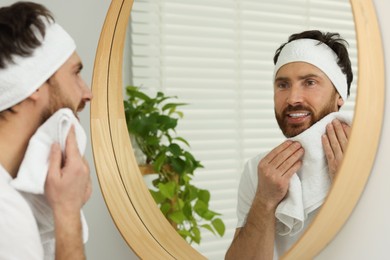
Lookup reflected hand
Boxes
[256,141,304,210]
[322,119,351,182]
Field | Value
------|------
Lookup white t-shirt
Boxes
[0,164,44,259]
[236,153,319,259]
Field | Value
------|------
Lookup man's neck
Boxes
[0,111,40,178]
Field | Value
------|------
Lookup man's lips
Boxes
[287,112,310,118]
[285,111,311,123]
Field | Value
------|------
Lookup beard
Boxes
[39,78,80,125]
[275,92,339,138]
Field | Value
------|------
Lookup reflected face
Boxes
[41,52,92,122]
[274,62,343,137]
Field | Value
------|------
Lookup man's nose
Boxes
[286,85,304,105]
[82,82,93,102]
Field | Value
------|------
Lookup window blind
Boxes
[123,0,357,258]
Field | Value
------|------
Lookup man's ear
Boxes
[28,90,40,101]
[28,83,47,102]
[337,96,344,107]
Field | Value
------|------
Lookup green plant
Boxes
[124,86,225,245]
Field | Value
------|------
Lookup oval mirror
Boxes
[90,0,384,259]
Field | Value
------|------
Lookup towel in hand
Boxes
[11,108,89,253]
[275,111,353,236]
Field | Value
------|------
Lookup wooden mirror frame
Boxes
[90,0,384,258]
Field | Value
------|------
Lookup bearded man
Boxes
[0,2,92,259]
[226,30,353,260]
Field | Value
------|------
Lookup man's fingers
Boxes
[325,122,343,159]
[263,140,293,163]
[342,123,351,139]
[65,125,81,161]
[47,142,62,180]
[267,141,301,167]
[340,123,352,152]
[278,147,304,175]
[332,120,349,152]
[322,134,334,162]
[282,159,302,179]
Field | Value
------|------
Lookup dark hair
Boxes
[0,1,54,69]
[273,30,353,97]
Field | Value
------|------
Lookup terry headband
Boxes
[273,38,348,101]
[0,19,76,111]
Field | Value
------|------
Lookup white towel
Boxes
[11,108,89,254]
[275,111,353,236]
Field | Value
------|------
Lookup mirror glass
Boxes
[122,0,357,258]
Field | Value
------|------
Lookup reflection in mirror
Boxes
[123,0,357,258]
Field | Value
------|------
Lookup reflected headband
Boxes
[273,38,348,101]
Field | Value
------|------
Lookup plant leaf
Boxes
[191,227,201,244]
[168,143,182,157]
[168,210,186,224]
[193,200,208,217]
[149,190,165,204]
[175,111,184,118]
[174,137,190,147]
[177,229,191,239]
[212,218,226,236]
[162,102,187,111]
[158,181,176,199]
[201,210,217,221]
[157,115,178,131]
[153,153,166,172]
[198,189,210,204]
[170,157,186,174]
[201,224,216,235]
[182,202,193,219]
[160,202,171,215]
[188,185,198,201]
[126,86,151,101]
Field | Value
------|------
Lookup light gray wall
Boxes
[1,0,389,259]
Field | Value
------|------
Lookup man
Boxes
[225,30,353,259]
[0,2,92,259]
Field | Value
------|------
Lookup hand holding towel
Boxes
[11,108,89,251]
[275,111,353,236]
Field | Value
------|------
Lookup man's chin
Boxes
[282,125,310,138]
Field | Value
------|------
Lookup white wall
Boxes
[1,0,389,259]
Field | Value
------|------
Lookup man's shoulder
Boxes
[244,151,269,171]
[0,165,39,240]
[0,177,37,226]
[0,178,43,259]
[238,151,268,185]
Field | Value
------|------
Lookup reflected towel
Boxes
[275,111,353,236]
[11,108,89,252]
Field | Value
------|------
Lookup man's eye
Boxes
[277,82,288,89]
[306,80,316,86]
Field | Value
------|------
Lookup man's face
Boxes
[41,52,92,122]
[274,62,344,138]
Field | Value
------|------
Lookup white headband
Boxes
[0,20,76,111]
[273,38,348,101]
